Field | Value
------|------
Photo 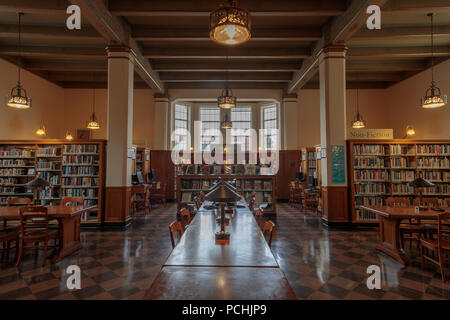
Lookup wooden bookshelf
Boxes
[301,147,317,187]
[177,173,277,214]
[0,140,106,226]
[135,147,150,180]
[348,140,450,225]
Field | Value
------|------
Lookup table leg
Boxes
[52,213,82,263]
[376,216,408,265]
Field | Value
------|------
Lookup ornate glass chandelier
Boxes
[5,13,32,109]
[218,87,236,109]
[221,112,232,129]
[86,87,100,130]
[421,13,447,109]
[210,0,251,46]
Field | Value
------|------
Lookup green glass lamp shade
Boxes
[408,177,435,188]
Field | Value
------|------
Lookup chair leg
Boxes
[42,240,48,267]
[16,239,24,267]
[438,249,446,282]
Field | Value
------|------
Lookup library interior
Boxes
[0,0,449,301]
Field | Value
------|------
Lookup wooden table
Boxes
[0,205,96,263]
[145,201,296,299]
[361,206,441,264]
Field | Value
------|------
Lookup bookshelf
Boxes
[135,147,150,180]
[176,165,277,214]
[0,140,106,226]
[301,147,317,187]
[348,140,450,224]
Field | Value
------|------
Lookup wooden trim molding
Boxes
[321,186,349,224]
[104,186,132,224]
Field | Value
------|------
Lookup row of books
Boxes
[62,188,98,198]
[421,171,450,181]
[39,187,60,199]
[353,144,386,155]
[61,166,99,176]
[37,147,61,157]
[423,184,450,194]
[0,149,34,158]
[0,178,20,185]
[37,160,61,170]
[0,186,32,194]
[353,157,388,168]
[391,170,415,181]
[62,177,98,187]
[354,183,387,194]
[416,144,450,155]
[354,170,388,181]
[39,172,60,185]
[0,168,30,176]
[417,157,450,168]
[0,159,33,167]
[355,196,384,207]
[63,144,99,154]
[391,157,415,168]
[356,209,378,221]
[177,164,272,176]
[390,144,415,155]
[63,155,98,165]
[392,184,414,194]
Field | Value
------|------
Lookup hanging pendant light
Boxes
[221,112,232,129]
[218,53,236,109]
[351,80,366,129]
[36,125,46,136]
[5,13,31,109]
[406,125,416,137]
[210,0,251,46]
[421,13,447,109]
[86,81,100,130]
[65,131,73,140]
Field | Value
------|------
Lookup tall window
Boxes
[200,107,221,151]
[231,107,252,151]
[262,105,279,150]
[173,103,189,150]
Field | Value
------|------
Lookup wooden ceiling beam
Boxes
[68,0,164,93]
[383,0,450,11]
[348,46,450,59]
[0,45,106,59]
[143,47,311,59]
[108,0,346,17]
[151,60,300,72]
[346,60,427,72]
[0,24,103,41]
[0,0,66,14]
[288,0,389,93]
[159,72,292,82]
[25,60,107,72]
[132,27,322,42]
[167,82,287,90]
[354,25,450,39]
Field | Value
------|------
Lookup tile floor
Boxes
[0,203,449,300]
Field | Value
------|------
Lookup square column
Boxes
[282,93,298,150]
[318,46,349,224]
[104,46,135,226]
[153,94,170,150]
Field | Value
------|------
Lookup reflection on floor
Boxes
[0,203,449,300]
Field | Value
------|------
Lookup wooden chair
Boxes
[385,197,410,207]
[303,189,320,211]
[16,206,59,267]
[0,225,19,261]
[169,220,184,249]
[385,197,426,248]
[413,197,439,207]
[254,208,263,226]
[131,187,149,213]
[193,196,201,211]
[149,183,167,208]
[62,197,84,206]
[199,191,206,203]
[420,212,450,281]
[4,198,31,228]
[262,220,275,247]
[179,208,192,228]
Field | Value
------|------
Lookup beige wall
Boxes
[0,58,65,140]
[63,88,155,146]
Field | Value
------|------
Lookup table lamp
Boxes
[408,177,435,210]
[205,178,241,241]
[25,176,50,205]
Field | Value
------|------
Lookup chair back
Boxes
[7,197,32,206]
[254,208,263,218]
[169,220,183,248]
[413,197,439,207]
[199,191,205,203]
[437,212,450,249]
[193,196,201,210]
[62,197,84,207]
[263,220,275,246]
[386,197,410,207]
[19,206,50,239]
[180,208,191,224]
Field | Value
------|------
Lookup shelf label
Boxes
[348,129,393,140]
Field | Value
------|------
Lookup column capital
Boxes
[106,45,136,62]
[154,93,169,103]
[318,45,347,63]
[282,93,297,103]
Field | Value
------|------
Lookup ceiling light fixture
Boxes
[86,80,100,130]
[351,79,366,129]
[36,125,46,136]
[218,53,236,109]
[210,0,251,46]
[421,13,447,109]
[5,13,31,109]
[221,112,232,129]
